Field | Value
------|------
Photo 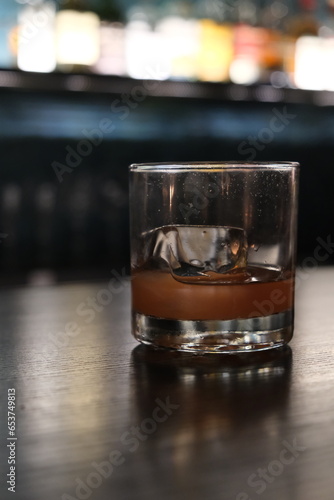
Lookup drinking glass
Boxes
[129,162,299,353]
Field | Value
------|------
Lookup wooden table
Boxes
[0,268,334,500]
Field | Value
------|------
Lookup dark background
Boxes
[0,73,333,283]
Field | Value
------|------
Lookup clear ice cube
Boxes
[147,225,248,284]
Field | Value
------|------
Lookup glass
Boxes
[129,162,299,353]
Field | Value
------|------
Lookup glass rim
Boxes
[129,161,300,172]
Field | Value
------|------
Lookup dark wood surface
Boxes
[0,268,334,500]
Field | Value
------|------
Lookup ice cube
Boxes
[147,225,248,284]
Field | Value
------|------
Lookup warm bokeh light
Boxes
[230,57,261,85]
[196,20,233,82]
[17,2,56,73]
[94,22,126,76]
[125,21,169,80]
[294,36,334,91]
[0,2,334,91]
[156,17,199,79]
[55,10,100,67]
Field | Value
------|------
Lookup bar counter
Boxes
[0,267,333,500]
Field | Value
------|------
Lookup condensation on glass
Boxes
[129,162,299,353]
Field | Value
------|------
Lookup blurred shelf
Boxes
[1,69,334,106]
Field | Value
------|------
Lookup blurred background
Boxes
[0,0,333,283]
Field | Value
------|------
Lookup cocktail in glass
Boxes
[129,162,299,353]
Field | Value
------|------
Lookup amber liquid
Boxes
[132,267,294,321]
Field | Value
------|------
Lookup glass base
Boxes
[132,310,293,353]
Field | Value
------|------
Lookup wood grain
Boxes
[0,268,334,500]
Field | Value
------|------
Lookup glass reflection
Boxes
[128,345,292,498]
[131,345,292,434]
